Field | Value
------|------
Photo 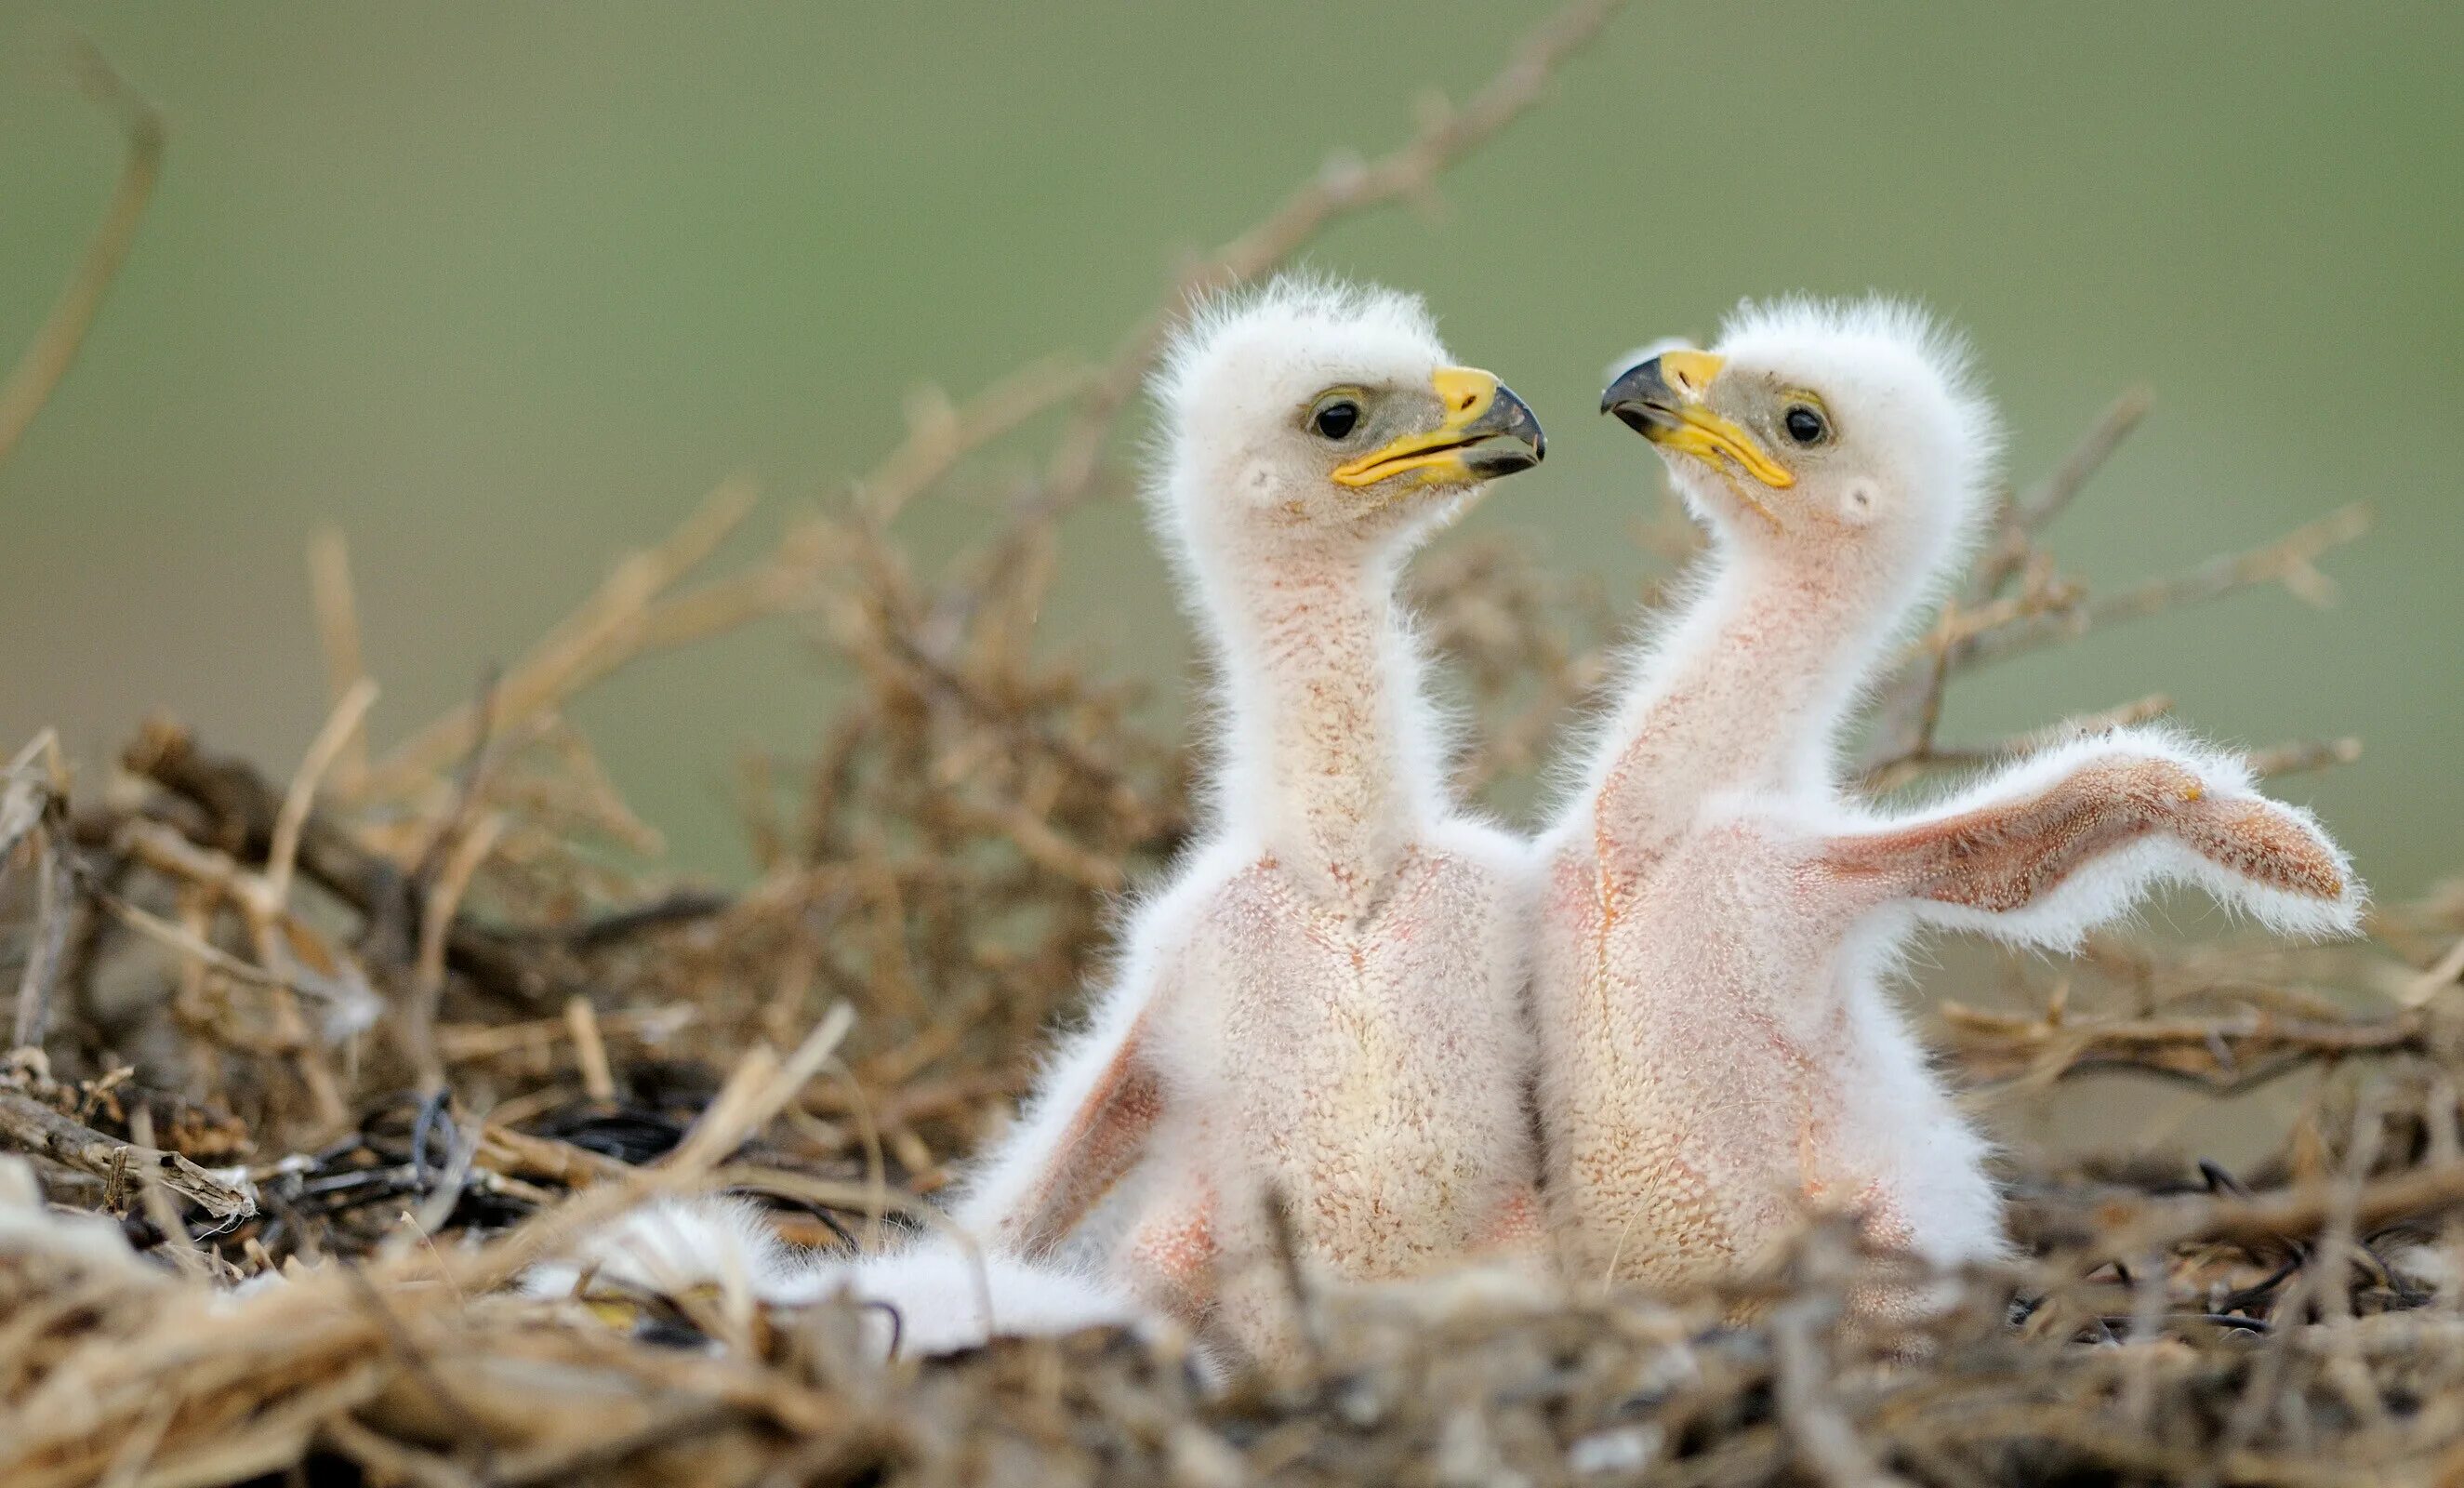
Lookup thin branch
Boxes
[1943,1000,2425,1089]
[1973,386,2155,601]
[266,679,380,909]
[1864,692,2175,793]
[1951,503,2372,673]
[5,732,73,1049]
[1863,390,2153,767]
[364,478,761,795]
[1861,504,2368,775]
[0,43,166,470]
[126,721,552,1008]
[854,354,1090,526]
[406,815,504,1094]
[306,528,373,798]
[2072,1159,2464,1272]
[1770,1233,1914,1488]
[1029,0,1631,522]
[2249,737,2365,779]
[0,1086,254,1221]
[8,832,73,1052]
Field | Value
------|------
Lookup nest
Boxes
[6,4,2460,1484]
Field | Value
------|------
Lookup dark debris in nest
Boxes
[6,4,2463,1484]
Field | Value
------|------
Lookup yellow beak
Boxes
[1331,366,1546,489]
[1599,351,1795,489]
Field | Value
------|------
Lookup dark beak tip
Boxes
[1467,439,1543,479]
[1601,355,1669,422]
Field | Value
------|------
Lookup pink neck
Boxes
[1589,547,1894,858]
[1207,543,1427,912]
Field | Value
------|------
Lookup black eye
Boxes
[1783,405,1828,445]
[1312,401,1359,440]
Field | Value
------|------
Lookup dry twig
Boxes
[0,43,164,469]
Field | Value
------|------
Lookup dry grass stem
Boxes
[0,42,164,469]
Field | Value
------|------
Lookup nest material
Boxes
[6,3,2460,1483]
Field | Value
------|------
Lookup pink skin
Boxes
[1535,300,2360,1308]
[996,1010,1163,1258]
[1817,755,2350,915]
[952,281,1550,1367]
[994,558,1547,1337]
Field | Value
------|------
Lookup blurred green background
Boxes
[3,2,2457,897]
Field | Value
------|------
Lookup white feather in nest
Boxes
[523,1195,1157,1361]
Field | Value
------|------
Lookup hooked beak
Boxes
[1600,351,1795,489]
[1332,366,1546,489]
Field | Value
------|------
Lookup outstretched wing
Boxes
[1004,1016,1165,1255]
[951,994,1170,1256]
[1816,732,2356,942]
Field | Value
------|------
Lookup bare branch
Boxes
[1030,0,1631,522]
[1949,503,2372,672]
[0,1087,254,1222]
[365,479,762,795]
[1971,385,2155,602]
[0,43,165,470]
[2250,737,2365,779]
[1864,692,2175,793]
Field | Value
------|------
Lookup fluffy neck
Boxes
[1577,534,1918,859]
[1195,533,1437,912]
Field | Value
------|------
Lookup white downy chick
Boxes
[1532,299,2361,1309]
[952,276,1555,1369]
